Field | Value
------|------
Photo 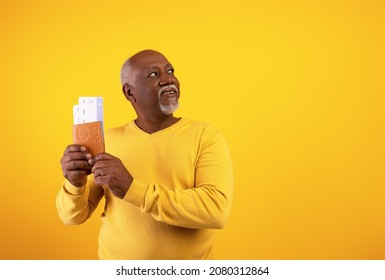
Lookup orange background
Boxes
[1,0,384,259]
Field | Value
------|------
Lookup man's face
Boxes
[129,52,180,117]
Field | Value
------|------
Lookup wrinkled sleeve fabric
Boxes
[56,176,104,225]
[123,128,233,229]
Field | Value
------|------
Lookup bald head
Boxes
[120,50,167,85]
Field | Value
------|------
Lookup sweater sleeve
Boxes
[123,129,233,229]
[56,175,104,225]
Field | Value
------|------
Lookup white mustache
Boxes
[158,85,179,98]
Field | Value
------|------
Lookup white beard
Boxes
[159,101,179,115]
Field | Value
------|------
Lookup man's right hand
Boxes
[60,144,93,187]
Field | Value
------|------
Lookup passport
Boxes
[72,97,105,156]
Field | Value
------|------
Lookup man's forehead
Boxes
[130,50,171,69]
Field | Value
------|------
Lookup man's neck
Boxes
[135,115,181,134]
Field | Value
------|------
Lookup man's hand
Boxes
[60,145,92,187]
[90,153,133,199]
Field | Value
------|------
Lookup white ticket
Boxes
[73,97,103,125]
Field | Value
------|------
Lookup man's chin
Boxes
[159,102,179,115]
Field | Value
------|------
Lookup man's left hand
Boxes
[90,153,133,199]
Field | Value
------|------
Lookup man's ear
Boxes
[122,83,136,103]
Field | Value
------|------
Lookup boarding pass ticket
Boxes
[73,97,103,125]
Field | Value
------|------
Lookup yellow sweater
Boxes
[56,118,233,259]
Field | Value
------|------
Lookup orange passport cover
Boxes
[72,121,105,156]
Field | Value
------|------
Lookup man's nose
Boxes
[159,74,174,86]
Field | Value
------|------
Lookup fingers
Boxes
[63,144,87,155]
[61,145,92,165]
[91,153,118,185]
[88,153,115,166]
[60,145,93,187]
[61,152,92,166]
[62,158,91,171]
[92,165,107,177]
[94,153,115,162]
[92,162,110,186]
[91,160,112,174]
[62,161,91,187]
[94,176,109,186]
[61,148,123,187]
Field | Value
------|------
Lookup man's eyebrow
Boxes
[144,66,158,72]
[144,63,174,71]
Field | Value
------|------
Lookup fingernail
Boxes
[86,153,92,159]
[80,146,86,151]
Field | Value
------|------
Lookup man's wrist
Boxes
[64,180,86,195]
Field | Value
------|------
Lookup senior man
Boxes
[57,50,233,259]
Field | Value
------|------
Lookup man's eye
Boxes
[148,72,157,77]
[168,69,174,74]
